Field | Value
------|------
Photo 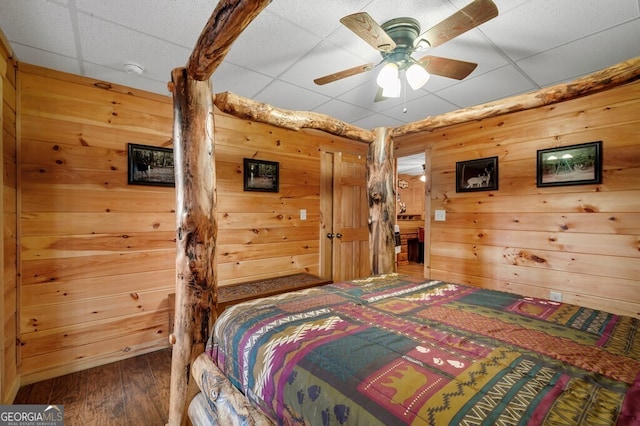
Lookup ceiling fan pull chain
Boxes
[402,75,408,113]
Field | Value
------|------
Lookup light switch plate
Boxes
[300,209,307,220]
[434,210,446,221]
[549,291,562,302]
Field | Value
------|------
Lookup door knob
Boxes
[336,233,342,239]
[327,233,334,239]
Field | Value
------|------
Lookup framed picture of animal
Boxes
[455,156,498,192]
[127,143,175,187]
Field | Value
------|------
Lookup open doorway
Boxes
[396,153,426,276]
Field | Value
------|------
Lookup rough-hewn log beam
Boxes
[367,127,396,274]
[168,67,218,426]
[392,56,640,137]
[214,91,375,144]
[187,0,272,81]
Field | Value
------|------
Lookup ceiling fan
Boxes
[314,0,498,100]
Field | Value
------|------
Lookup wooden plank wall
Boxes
[395,81,640,318]
[15,64,367,383]
[213,114,367,286]
[1,29,18,403]
[18,64,176,384]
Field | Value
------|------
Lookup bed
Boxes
[187,273,640,425]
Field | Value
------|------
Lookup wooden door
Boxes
[320,152,369,282]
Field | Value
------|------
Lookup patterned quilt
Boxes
[207,274,640,425]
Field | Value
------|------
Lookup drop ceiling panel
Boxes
[517,19,640,86]
[0,1,77,57]
[78,13,191,83]
[223,10,322,78]
[482,0,640,62]
[313,98,376,124]
[75,0,211,49]
[437,65,535,108]
[255,80,331,112]
[0,0,637,129]
[210,62,274,100]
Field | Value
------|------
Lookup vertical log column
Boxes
[367,127,396,274]
[168,67,217,426]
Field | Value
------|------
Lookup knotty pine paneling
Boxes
[396,80,640,318]
[18,65,175,385]
[213,113,367,287]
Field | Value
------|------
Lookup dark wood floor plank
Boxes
[13,377,55,404]
[146,349,172,418]
[12,350,172,425]
[121,352,166,425]
[85,359,127,426]
[49,369,89,425]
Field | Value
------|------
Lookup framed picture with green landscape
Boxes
[536,141,602,187]
[127,143,175,187]
[243,158,279,192]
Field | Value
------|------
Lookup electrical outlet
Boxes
[549,291,562,302]
[434,210,446,221]
[300,209,307,220]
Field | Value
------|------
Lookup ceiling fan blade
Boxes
[340,12,396,52]
[314,63,375,86]
[417,0,498,48]
[417,55,478,80]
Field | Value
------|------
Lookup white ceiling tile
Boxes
[482,0,640,61]
[517,19,640,86]
[436,65,535,107]
[223,10,322,78]
[353,113,405,130]
[210,62,274,100]
[254,80,331,112]
[0,0,76,57]
[266,0,372,38]
[9,43,81,75]
[77,13,191,82]
[312,99,373,124]
[381,94,460,123]
[75,0,211,49]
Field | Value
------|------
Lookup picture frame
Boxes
[243,158,279,192]
[127,143,175,187]
[455,156,498,192]
[536,141,602,187]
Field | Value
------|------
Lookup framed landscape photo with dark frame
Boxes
[243,158,279,192]
[127,143,175,187]
[456,156,498,193]
[536,141,602,187]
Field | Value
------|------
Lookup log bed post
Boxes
[168,68,217,426]
[367,127,396,274]
[168,1,272,424]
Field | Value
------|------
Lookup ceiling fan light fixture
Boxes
[376,62,399,89]
[406,63,430,90]
[381,77,401,98]
[414,38,431,50]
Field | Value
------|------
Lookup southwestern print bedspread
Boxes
[207,274,640,425]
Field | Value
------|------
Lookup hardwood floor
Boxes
[13,348,172,426]
[398,261,425,276]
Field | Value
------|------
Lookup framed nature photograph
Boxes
[537,141,602,187]
[244,158,279,192]
[127,143,175,187]
[456,156,498,192]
